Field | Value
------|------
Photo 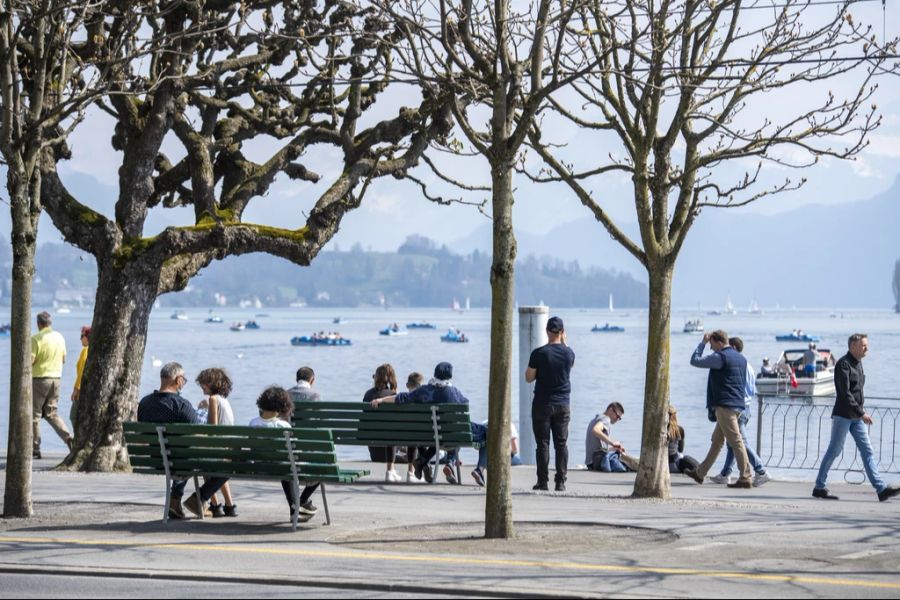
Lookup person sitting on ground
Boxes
[137,362,228,519]
[584,402,639,472]
[288,366,321,403]
[363,363,403,482]
[249,386,319,522]
[196,368,238,518]
[371,362,480,485]
[667,406,699,473]
[470,419,522,487]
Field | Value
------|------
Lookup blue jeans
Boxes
[599,451,629,472]
[816,416,885,493]
[720,412,766,476]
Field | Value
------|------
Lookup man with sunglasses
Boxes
[585,402,638,472]
[137,362,228,519]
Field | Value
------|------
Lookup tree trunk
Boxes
[3,179,36,518]
[60,262,160,472]
[484,162,516,539]
[632,263,674,499]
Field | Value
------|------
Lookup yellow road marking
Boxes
[0,535,898,591]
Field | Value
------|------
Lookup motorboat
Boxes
[441,329,469,343]
[591,323,624,333]
[407,322,437,329]
[291,335,351,346]
[775,332,821,343]
[0,323,10,336]
[230,322,246,331]
[205,315,223,323]
[380,324,408,336]
[756,348,836,397]
[170,311,188,320]
[683,320,704,333]
[245,320,261,329]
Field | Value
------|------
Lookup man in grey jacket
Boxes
[288,366,321,403]
[684,330,753,488]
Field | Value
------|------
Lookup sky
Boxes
[9,1,900,277]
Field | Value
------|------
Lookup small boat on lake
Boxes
[775,331,820,343]
[683,320,704,333]
[380,324,408,336]
[291,335,351,347]
[407,322,437,329]
[170,311,188,320]
[245,320,261,329]
[441,329,469,343]
[592,323,624,333]
[230,322,246,332]
[756,348,836,397]
[0,323,10,336]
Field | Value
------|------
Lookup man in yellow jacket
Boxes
[31,311,73,458]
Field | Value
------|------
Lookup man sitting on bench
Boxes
[137,362,229,519]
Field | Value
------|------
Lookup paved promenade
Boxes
[1,454,899,598]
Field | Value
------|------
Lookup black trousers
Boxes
[532,402,570,484]
[280,481,320,508]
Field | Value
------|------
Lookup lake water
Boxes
[4,306,900,477]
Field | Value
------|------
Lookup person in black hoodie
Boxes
[813,334,900,502]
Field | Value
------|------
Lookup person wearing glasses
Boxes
[137,362,228,519]
[585,402,638,472]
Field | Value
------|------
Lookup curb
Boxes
[0,562,640,599]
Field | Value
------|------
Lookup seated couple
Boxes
[585,402,640,472]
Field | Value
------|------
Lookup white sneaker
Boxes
[709,474,732,485]
[385,469,402,483]
[406,471,423,483]
[753,472,773,487]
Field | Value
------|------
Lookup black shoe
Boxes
[299,501,317,515]
[32,450,42,460]
[443,465,459,485]
[533,482,549,491]
[209,503,225,518]
[471,468,485,487]
[555,481,566,492]
[684,468,704,484]
[727,480,752,489]
[420,461,434,484]
[413,459,425,481]
[812,487,839,500]
[223,504,238,517]
[878,485,900,502]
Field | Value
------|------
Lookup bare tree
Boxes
[38,1,453,472]
[0,0,126,517]
[379,0,604,538]
[528,0,889,497]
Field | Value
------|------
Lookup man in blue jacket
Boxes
[684,330,753,488]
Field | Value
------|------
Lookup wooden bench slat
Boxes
[298,402,467,413]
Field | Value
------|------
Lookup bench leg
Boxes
[291,479,300,531]
[320,483,332,526]
[456,459,462,486]
[193,476,204,521]
[163,475,171,524]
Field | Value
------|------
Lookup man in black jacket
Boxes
[813,334,899,502]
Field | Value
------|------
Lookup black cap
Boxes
[434,361,453,381]
[547,316,564,333]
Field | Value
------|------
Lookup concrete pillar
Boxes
[518,305,549,465]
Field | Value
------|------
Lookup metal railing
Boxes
[757,395,900,480]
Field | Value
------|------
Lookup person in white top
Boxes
[196,368,237,517]
[249,386,319,522]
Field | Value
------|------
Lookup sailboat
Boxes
[749,300,762,315]
[724,296,736,315]
[465,297,471,311]
[609,293,614,312]
[451,298,463,313]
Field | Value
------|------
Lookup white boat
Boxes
[230,322,246,331]
[756,348,836,397]
[724,296,736,315]
[56,306,72,315]
[465,297,471,311]
[749,300,762,315]
[170,311,188,320]
[451,298,463,313]
[609,293,614,312]
[683,319,704,333]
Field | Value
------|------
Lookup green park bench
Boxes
[123,422,368,530]
[290,401,476,484]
